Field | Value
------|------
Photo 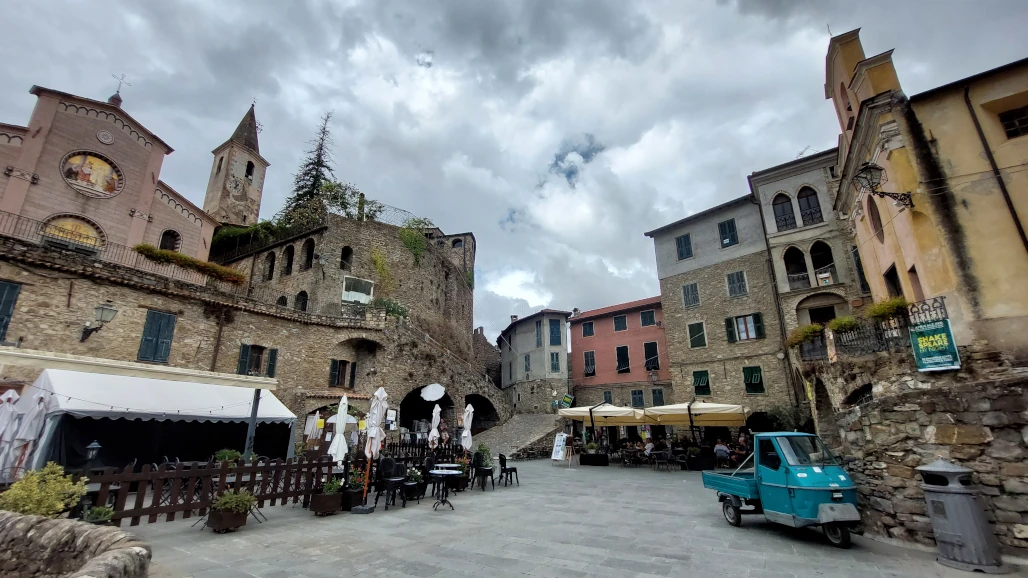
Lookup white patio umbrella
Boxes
[0,390,21,481]
[326,395,348,465]
[305,410,321,442]
[362,388,388,500]
[10,392,48,477]
[460,403,474,453]
[427,404,441,449]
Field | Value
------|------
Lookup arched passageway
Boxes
[399,387,455,438]
[464,394,500,434]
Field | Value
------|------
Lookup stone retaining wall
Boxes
[0,511,150,578]
[828,378,1028,552]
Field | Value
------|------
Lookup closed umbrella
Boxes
[326,395,348,465]
[427,404,441,449]
[0,390,21,481]
[460,403,474,453]
[11,392,48,476]
[362,388,388,503]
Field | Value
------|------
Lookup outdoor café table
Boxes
[435,463,461,469]
[429,470,460,511]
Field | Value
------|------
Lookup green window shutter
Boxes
[349,361,357,388]
[0,281,21,342]
[329,359,340,386]
[237,343,251,375]
[266,348,278,378]
[753,312,765,339]
[137,310,160,362]
[154,312,177,363]
[725,318,737,343]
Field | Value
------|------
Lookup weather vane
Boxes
[111,73,131,93]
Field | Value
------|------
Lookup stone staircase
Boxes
[473,413,563,459]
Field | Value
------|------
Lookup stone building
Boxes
[645,195,799,421]
[568,296,672,410]
[472,326,501,387]
[0,84,508,439]
[497,309,571,414]
[826,30,1028,360]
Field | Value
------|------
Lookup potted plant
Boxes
[214,448,242,465]
[207,490,255,533]
[83,505,114,525]
[584,442,598,455]
[0,462,87,518]
[344,468,368,511]
[404,467,424,500]
[311,478,343,516]
[454,455,470,491]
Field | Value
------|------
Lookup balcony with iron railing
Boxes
[787,271,810,291]
[800,208,824,227]
[775,213,797,231]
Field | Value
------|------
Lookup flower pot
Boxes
[585,449,596,454]
[402,482,420,501]
[344,489,365,511]
[454,475,469,492]
[85,519,111,526]
[687,455,715,471]
[416,480,428,498]
[207,510,247,533]
[311,492,342,516]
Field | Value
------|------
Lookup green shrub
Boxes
[686,447,701,457]
[214,448,242,462]
[369,249,394,294]
[864,296,908,321]
[406,467,423,483]
[0,462,88,518]
[212,490,256,514]
[398,218,434,265]
[371,297,408,318]
[134,244,247,285]
[464,269,474,289]
[476,443,492,468]
[584,442,598,451]
[348,467,368,489]
[84,505,114,523]
[321,478,343,495]
[786,323,823,347]
[826,315,860,333]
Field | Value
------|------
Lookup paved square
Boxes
[135,460,1021,577]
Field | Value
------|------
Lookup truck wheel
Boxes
[823,523,851,548]
[722,501,742,527]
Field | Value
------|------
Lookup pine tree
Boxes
[278,112,334,227]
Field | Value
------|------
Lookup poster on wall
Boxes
[551,433,568,461]
[559,394,574,408]
[910,319,961,371]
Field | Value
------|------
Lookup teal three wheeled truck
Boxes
[701,432,860,548]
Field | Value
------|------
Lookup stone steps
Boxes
[472,413,563,459]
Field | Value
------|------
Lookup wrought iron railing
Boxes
[800,208,824,226]
[775,213,796,231]
[787,272,810,291]
[812,264,838,286]
[0,210,207,284]
[799,335,828,361]
[834,316,910,357]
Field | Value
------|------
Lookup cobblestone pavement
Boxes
[136,460,1025,577]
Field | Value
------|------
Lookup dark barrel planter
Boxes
[403,482,420,501]
[311,492,342,516]
[343,489,365,511]
[687,455,716,471]
[454,475,469,492]
[207,510,247,533]
[417,480,428,498]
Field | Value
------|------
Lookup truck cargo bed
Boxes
[701,470,760,500]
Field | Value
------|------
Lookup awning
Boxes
[558,403,648,426]
[17,369,294,424]
[643,402,747,427]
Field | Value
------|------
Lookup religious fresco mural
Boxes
[41,215,105,248]
[60,152,123,198]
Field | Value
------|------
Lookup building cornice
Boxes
[748,148,839,189]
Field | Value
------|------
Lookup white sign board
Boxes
[551,433,568,461]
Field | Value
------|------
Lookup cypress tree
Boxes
[278,112,334,227]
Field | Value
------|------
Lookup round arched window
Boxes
[60,151,125,198]
[867,196,885,243]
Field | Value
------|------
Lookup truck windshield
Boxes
[776,436,838,467]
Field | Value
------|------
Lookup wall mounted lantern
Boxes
[86,440,102,461]
[80,301,118,342]
[853,162,914,208]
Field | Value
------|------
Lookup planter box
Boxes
[207,510,247,533]
[402,482,421,501]
[417,481,428,499]
[687,455,715,471]
[311,492,342,516]
[343,489,364,511]
[454,475,469,492]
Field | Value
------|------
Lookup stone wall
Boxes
[472,326,501,387]
[828,378,1028,553]
[0,511,150,578]
[510,378,566,414]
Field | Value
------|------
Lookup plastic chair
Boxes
[498,454,518,487]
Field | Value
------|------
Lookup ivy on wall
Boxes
[398,217,434,265]
[370,248,394,295]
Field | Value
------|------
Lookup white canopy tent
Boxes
[13,369,296,471]
[643,402,747,427]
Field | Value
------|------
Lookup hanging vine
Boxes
[370,249,395,295]
[398,217,434,265]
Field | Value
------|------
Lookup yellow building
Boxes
[826,29,1028,360]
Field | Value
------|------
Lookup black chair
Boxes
[498,454,518,487]
[423,456,439,497]
[653,451,672,472]
[472,452,494,491]
[373,457,406,510]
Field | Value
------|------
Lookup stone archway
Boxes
[399,386,456,433]
[796,292,848,327]
[464,394,500,434]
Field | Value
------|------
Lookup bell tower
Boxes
[203,105,270,227]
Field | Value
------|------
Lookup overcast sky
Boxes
[3,1,1027,340]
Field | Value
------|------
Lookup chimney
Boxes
[510,315,518,323]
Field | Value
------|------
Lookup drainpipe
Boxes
[749,193,800,407]
[963,85,1028,257]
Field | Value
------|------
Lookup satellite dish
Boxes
[420,383,446,401]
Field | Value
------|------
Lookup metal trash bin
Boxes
[916,459,1010,574]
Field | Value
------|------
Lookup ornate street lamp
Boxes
[80,301,118,342]
[853,162,914,208]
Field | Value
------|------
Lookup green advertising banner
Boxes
[559,394,574,408]
[909,319,961,371]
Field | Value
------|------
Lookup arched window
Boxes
[452,238,463,249]
[276,296,288,307]
[867,196,885,242]
[245,161,255,182]
[301,239,315,270]
[797,187,823,226]
[340,246,353,270]
[783,247,809,290]
[772,194,796,231]
[216,156,223,175]
[159,230,181,252]
[810,241,836,284]
[263,252,275,281]
[294,291,309,312]
[282,245,294,276]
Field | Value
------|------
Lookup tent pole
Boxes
[587,402,603,443]
[687,398,696,444]
[243,388,261,460]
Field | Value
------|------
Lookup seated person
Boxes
[654,438,668,452]
[643,440,655,456]
[714,439,731,465]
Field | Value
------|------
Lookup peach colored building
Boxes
[569,296,672,411]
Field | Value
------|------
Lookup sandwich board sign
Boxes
[551,432,568,461]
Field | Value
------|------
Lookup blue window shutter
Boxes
[237,343,251,375]
[0,281,20,342]
[266,348,278,378]
[329,359,340,386]
[154,312,176,363]
[137,310,160,362]
[725,318,737,343]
